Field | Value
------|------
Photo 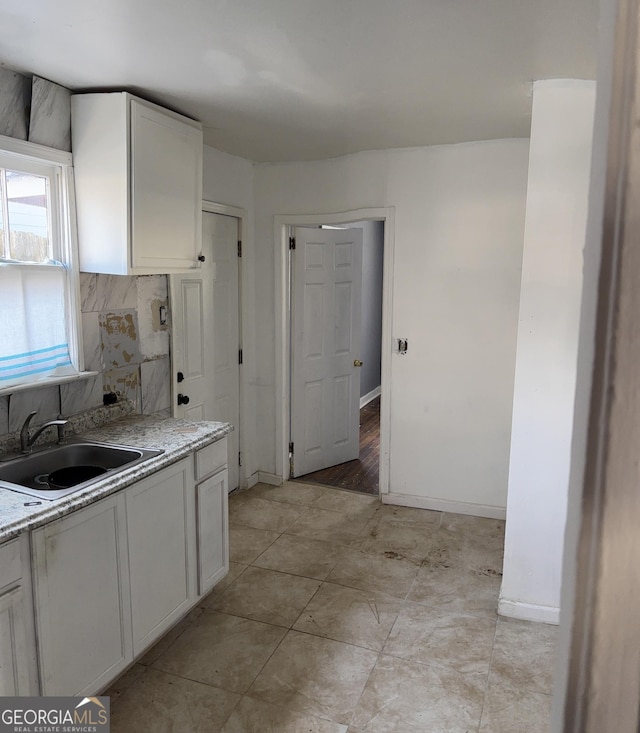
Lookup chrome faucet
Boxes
[20,411,68,454]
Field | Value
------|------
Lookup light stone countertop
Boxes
[0,413,232,542]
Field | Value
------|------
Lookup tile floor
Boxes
[108,482,557,733]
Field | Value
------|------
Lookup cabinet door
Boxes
[196,468,229,595]
[0,537,37,695]
[32,496,132,696]
[130,99,202,272]
[0,586,33,695]
[126,458,196,655]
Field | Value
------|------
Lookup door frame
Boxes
[274,207,395,492]
[170,200,248,487]
[557,0,640,727]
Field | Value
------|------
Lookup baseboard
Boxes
[245,472,260,489]
[360,385,381,409]
[382,492,506,520]
[257,471,284,486]
[498,598,560,625]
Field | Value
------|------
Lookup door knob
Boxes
[177,393,190,405]
[354,359,363,367]
[177,371,184,383]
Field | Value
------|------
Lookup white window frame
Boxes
[0,134,91,395]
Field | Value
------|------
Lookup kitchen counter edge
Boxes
[0,414,233,542]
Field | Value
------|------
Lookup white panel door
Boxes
[171,274,210,421]
[171,212,241,490]
[291,227,363,476]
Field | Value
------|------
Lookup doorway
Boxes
[294,221,384,495]
[281,211,393,496]
[170,206,243,491]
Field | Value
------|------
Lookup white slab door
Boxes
[291,226,363,476]
[171,211,240,490]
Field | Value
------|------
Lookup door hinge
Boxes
[289,236,296,250]
[237,240,242,257]
[238,451,242,467]
[239,348,243,365]
[288,441,294,477]
[289,441,294,454]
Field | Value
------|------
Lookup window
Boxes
[0,137,83,391]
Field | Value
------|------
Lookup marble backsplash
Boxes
[28,76,71,151]
[0,69,30,140]
[0,273,172,438]
[0,69,71,151]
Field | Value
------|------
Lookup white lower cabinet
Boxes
[196,467,229,595]
[32,495,132,696]
[0,537,38,695]
[125,457,196,655]
[30,440,228,695]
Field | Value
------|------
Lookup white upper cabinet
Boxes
[71,92,203,275]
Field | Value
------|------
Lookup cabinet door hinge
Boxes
[289,236,296,250]
[239,348,243,365]
[238,240,242,257]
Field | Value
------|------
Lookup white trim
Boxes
[61,164,83,372]
[201,201,245,219]
[257,471,283,486]
[360,385,381,409]
[498,598,560,625]
[245,472,260,489]
[0,370,99,397]
[169,200,250,488]
[0,134,72,166]
[274,207,395,493]
[0,140,84,383]
[381,491,507,520]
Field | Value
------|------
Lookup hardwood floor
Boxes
[297,396,380,495]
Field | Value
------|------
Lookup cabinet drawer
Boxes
[0,539,21,589]
[195,438,227,482]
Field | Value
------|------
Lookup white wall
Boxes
[203,145,254,209]
[500,80,596,625]
[253,139,529,513]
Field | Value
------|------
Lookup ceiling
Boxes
[0,0,599,162]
